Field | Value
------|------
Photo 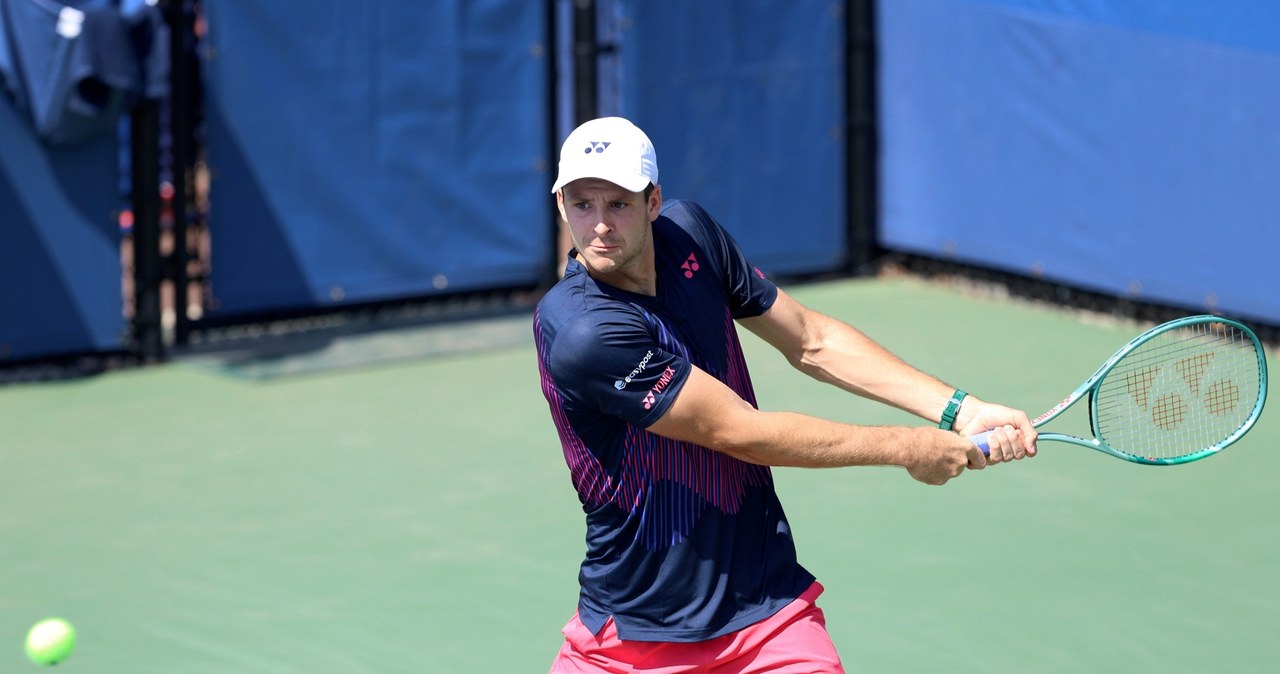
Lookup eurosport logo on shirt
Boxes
[642,367,677,410]
[614,350,655,390]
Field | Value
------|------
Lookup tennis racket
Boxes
[971,315,1267,465]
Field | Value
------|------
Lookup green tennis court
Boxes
[2,277,1276,673]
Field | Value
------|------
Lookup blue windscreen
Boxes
[879,0,1280,322]
[202,0,551,317]
[0,97,123,361]
[610,0,846,276]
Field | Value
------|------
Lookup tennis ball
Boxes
[24,618,76,666]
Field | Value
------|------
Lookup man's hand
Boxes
[901,427,989,485]
[954,397,1038,464]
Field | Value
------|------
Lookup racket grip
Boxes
[968,430,993,456]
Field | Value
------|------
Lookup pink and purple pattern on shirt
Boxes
[537,306,773,550]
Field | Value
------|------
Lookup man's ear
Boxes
[555,189,569,222]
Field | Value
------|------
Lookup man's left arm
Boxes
[738,288,1036,462]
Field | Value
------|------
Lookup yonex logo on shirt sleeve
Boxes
[642,366,677,409]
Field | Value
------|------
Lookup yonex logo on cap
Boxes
[585,141,612,154]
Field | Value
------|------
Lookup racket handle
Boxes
[968,430,993,456]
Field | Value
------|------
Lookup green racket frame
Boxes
[972,315,1268,465]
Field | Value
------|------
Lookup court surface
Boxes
[2,276,1276,673]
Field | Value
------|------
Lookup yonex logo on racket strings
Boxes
[1123,350,1240,431]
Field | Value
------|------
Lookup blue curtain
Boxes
[609,0,846,277]
[879,0,1280,323]
[202,0,551,317]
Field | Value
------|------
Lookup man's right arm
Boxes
[739,288,1036,463]
[645,365,987,485]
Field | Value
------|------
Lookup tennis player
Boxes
[534,117,1037,673]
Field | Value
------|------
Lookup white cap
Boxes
[551,117,659,193]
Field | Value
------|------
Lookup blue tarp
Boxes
[0,0,161,362]
[604,0,846,277]
[0,93,123,361]
[201,0,551,318]
[879,0,1280,323]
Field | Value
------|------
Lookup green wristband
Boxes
[938,389,968,431]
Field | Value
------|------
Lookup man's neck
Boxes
[571,249,658,297]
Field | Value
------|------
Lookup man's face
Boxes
[557,178,662,290]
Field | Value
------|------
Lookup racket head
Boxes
[1086,315,1267,465]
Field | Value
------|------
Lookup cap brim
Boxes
[551,170,651,194]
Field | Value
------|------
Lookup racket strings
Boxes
[1093,323,1263,460]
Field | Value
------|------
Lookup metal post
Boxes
[164,0,195,345]
[572,0,598,123]
[544,0,564,287]
[131,97,164,361]
[846,0,880,275]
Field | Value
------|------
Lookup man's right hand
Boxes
[901,427,992,485]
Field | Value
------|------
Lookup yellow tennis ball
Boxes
[25,618,76,666]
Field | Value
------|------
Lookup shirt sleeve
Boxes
[547,306,692,428]
[666,200,778,319]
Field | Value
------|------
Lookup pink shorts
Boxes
[548,582,845,673]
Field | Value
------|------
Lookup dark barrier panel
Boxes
[0,97,123,361]
[201,1,551,318]
[610,0,846,277]
[879,0,1280,323]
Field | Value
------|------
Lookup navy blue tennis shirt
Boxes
[534,199,815,642]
